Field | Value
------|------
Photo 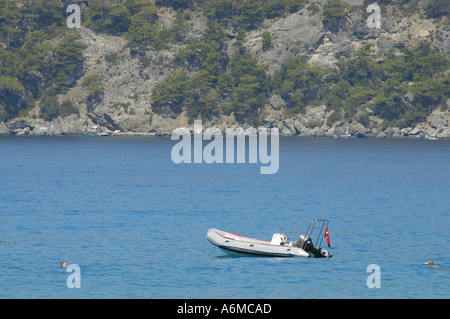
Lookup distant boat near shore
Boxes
[39,124,55,136]
[334,133,356,139]
[87,125,109,137]
[88,132,110,136]
[424,135,439,140]
[334,128,356,139]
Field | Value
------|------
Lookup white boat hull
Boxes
[207,228,310,257]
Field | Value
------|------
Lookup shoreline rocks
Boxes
[2,106,448,139]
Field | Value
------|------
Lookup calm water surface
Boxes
[0,136,449,298]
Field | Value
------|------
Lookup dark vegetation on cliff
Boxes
[0,0,449,129]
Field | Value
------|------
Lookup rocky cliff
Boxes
[1,0,449,138]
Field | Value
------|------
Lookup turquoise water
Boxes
[0,136,449,298]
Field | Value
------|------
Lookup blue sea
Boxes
[0,136,449,299]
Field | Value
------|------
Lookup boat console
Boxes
[270,232,288,245]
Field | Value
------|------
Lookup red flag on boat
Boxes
[324,227,331,248]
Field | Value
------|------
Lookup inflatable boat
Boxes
[207,220,332,258]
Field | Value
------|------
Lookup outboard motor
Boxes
[297,234,314,252]
[296,234,332,258]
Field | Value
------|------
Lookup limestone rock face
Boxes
[0,122,9,135]
[246,7,326,73]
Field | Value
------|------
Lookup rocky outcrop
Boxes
[0,121,9,135]
[246,6,328,72]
